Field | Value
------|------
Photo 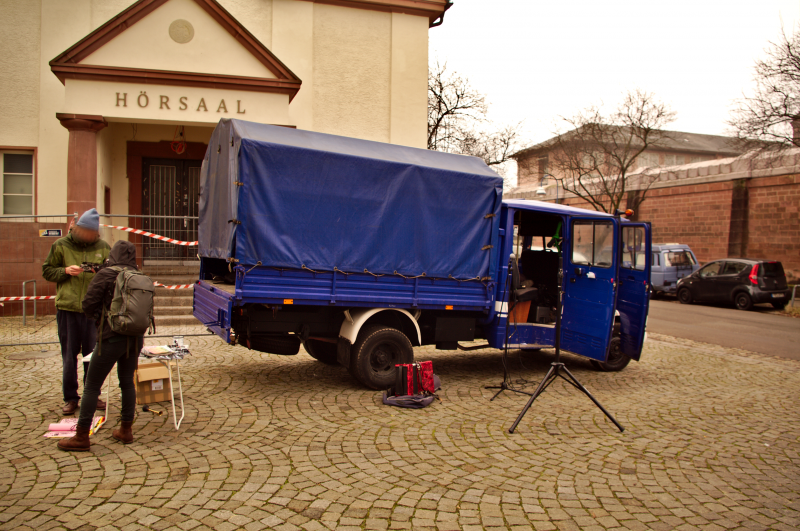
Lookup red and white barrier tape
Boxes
[153,282,194,290]
[1,282,195,301]
[100,224,198,246]
[0,295,55,302]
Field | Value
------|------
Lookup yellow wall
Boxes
[0,0,42,148]
[8,0,431,215]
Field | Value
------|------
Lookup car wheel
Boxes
[771,300,788,310]
[590,337,630,372]
[735,292,753,311]
[351,325,414,390]
[678,288,693,304]
[303,339,339,365]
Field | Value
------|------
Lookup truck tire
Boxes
[590,336,630,372]
[303,339,339,365]
[351,325,414,390]
[246,333,301,355]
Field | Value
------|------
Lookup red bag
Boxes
[393,361,437,396]
[418,361,435,394]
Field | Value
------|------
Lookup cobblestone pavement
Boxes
[1,332,799,531]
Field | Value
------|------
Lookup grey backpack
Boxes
[106,266,155,336]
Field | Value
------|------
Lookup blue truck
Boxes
[193,119,652,389]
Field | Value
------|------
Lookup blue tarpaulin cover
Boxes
[199,119,504,280]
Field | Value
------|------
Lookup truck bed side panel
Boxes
[237,268,493,311]
[192,282,234,343]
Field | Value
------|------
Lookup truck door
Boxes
[616,223,651,360]
[561,218,617,361]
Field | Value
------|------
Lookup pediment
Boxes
[51,0,301,99]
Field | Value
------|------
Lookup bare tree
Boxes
[542,90,676,213]
[729,25,800,150]
[428,62,521,177]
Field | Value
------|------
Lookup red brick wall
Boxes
[746,174,800,280]
[0,220,66,316]
[637,182,734,264]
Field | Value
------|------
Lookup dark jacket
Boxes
[82,241,138,341]
[42,232,110,312]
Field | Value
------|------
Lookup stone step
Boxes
[153,287,194,298]
[154,296,192,307]
[153,305,193,316]
[153,315,201,327]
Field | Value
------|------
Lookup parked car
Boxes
[651,244,700,297]
[676,259,790,310]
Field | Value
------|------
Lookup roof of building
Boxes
[512,126,744,159]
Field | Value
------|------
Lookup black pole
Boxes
[486,254,533,400]
[508,246,624,434]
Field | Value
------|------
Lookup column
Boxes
[56,113,107,216]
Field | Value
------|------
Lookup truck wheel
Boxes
[303,339,339,365]
[246,333,301,355]
[590,337,630,372]
[735,292,753,311]
[351,325,413,390]
[677,288,693,304]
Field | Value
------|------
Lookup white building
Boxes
[1,0,450,219]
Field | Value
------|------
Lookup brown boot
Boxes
[112,421,134,444]
[62,401,78,415]
[57,425,91,452]
[95,398,107,410]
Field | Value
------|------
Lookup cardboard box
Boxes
[134,362,174,405]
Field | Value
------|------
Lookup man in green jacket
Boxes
[42,209,110,415]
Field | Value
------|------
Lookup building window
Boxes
[637,152,658,168]
[1,152,34,215]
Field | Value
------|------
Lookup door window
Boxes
[571,221,614,268]
[721,261,748,275]
[621,226,646,270]
[664,250,696,267]
[698,262,722,278]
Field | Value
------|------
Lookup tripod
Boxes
[485,302,534,401]
[508,254,624,434]
[486,257,533,401]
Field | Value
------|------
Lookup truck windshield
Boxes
[663,251,696,267]
[572,221,614,268]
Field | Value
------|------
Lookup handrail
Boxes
[792,285,799,308]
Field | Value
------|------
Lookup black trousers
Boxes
[77,337,141,429]
[56,309,96,403]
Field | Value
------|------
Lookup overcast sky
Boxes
[429,0,800,151]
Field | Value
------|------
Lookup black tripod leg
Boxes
[560,366,624,433]
[508,364,558,434]
[487,382,509,401]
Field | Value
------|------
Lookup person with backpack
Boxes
[58,240,154,452]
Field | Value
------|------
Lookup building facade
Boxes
[510,128,744,197]
[512,148,800,282]
[1,0,450,219]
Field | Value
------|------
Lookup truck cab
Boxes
[484,201,651,372]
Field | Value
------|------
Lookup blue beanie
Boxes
[76,208,100,232]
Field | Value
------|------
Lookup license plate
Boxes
[772,293,784,298]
